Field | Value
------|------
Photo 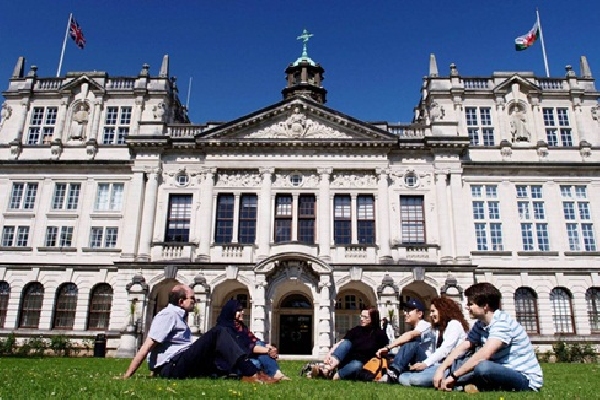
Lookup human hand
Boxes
[268,346,278,359]
[409,362,427,371]
[376,347,388,358]
[432,368,444,389]
[440,376,455,392]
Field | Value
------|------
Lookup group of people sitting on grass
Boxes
[121,281,543,392]
[311,282,543,392]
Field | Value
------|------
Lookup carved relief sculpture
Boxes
[0,103,12,129]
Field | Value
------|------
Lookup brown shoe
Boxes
[241,372,278,384]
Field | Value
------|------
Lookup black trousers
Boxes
[159,325,252,379]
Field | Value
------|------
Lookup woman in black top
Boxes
[317,307,389,380]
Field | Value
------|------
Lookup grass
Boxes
[0,358,598,399]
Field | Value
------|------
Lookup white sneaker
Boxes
[377,374,389,383]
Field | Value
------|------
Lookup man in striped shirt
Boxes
[433,282,543,392]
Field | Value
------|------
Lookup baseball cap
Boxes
[403,298,425,312]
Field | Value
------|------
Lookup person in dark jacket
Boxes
[217,299,290,380]
[315,307,389,380]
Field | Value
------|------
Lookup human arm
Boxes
[253,343,278,359]
[422,320,466,367]
[439,338,504,391]
[376,328,421,357]
[122,336,157,379]
[433,339,472,389]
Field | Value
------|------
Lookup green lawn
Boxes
[0,358,597,399]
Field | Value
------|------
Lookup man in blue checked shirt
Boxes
[433,282,543,393]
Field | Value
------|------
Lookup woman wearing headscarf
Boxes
[216,299,290,381]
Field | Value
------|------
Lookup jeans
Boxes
[390,340,426,373]
[159,325,257,379]
[398,364,437,387]
[331,340,363,380]
[449,356,532,391]
[250,341,280,377]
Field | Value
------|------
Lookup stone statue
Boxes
[510,109,530,142]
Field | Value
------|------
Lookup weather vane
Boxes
[297,29,313,59]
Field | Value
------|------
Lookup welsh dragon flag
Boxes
[515,22,539,51]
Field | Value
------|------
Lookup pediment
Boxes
[493,74,541,95]
[60,75,105,95]
[198,97,398,145]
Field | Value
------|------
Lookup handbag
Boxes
[357,356,388,381]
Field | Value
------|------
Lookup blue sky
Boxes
[1,1,599,124]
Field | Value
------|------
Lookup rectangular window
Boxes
[165,194,192,242]
[51,183,81,210]
[357,195,375,245]
[471,185,503,250]
[45,226,73,247]
[274,195,292,243]
[1,226,15,246]
[561,185,596,251]
[334,195,351,245]
[9,182,38,210]
[297,195,315,244]
[102,106,131,144]
[465,107,494,146]
[89,227,118,248]
[27,107,57,144]
[94,183,124,211]
[400,196,425,245]
[516,185,549,251]
[543,108,573,147]
[238,194,257,245]
[1,226,29,247]
[215,194,234,244]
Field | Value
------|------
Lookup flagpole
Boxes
[56,13,72,78]
[537,8,550,77]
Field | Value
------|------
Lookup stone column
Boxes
[191,276,210,336]
[435,170,453,263]
[231,194,241,243]
[350,194,358,244]
[318,168,331,260]
[377,168,391,261]
[116,275,148,358]
[137,169,160,261]
[252,274,267,342]
[120,170,145,259]
[53,98,69,142]
[88,99,102,142]
[197,168,215,261]
[257,168,273,258]
[449,171,470,263]
[317,274,333,357]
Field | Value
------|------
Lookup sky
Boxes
[1,1,599,125]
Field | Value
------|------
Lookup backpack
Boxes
[356,357,388,381]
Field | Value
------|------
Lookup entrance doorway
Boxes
[277,293,313,355]
[279,315,312,355]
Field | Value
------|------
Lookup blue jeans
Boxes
[331,340,363,380]
[390,340,426,373]
[449,356,532,391]
[250,341,280,377]
[398,364,437,387]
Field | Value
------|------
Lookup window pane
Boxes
[165,195,192,242]
[400,196,425,244]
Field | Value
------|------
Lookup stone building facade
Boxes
[0,48,599,357]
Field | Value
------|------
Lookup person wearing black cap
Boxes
[376,298,434,383]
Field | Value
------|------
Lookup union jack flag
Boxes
[69,16,86,49]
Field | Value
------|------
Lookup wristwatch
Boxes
[450,372,459,381]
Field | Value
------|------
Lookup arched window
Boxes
[334,292,369,341]
[0,281,9,328]
[514,287,539,333]
[52,283,78,330]
[550,287,575,334]
[87,283,113,330]
[19,282,44,328]
[281,294,312,308]
[586,287,600,333]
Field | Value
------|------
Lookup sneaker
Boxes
[464,384,479,393]
[386,368,399,383]
[300,363,312,377]
[376,374,389,383]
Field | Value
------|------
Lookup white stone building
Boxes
[0,46,599,357]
